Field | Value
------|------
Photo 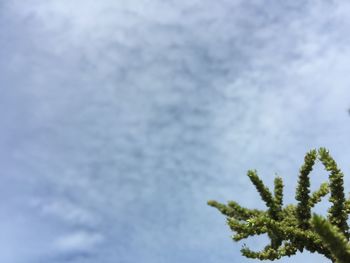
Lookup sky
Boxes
[1,1,350,262]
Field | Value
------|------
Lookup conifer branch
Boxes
[274,177,283,213]
[207,200,264,220]
[208,148,350,262]
[241,243,297,260]
[344,199,350,214]
[309,182,329,208]
[247,170,278,219]
[295,149,317,229]
[312,214,350,263]
[318,148,349,238]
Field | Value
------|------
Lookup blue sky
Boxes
[1,1,350,262]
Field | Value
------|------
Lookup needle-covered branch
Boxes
[318,148,349,239]
[312,214,350,263]
[295,149,317,230]
[274,177,284,214]
[309,182,329,208]
[207,200,264,220]
[208,148,350,262]
[247,170,279,219]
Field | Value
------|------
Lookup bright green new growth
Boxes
[208,148,350,262]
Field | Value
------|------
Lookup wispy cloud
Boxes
[54,231,103,252]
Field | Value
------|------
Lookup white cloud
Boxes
[54,231,103,252]
[38,200,99,226]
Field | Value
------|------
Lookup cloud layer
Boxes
[1,1,350,262]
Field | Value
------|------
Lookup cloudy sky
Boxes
[1,1,350,262]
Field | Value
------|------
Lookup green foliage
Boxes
[208,148,350,262]
[311,214,350,263]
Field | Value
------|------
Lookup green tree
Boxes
[208,148,350,262]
